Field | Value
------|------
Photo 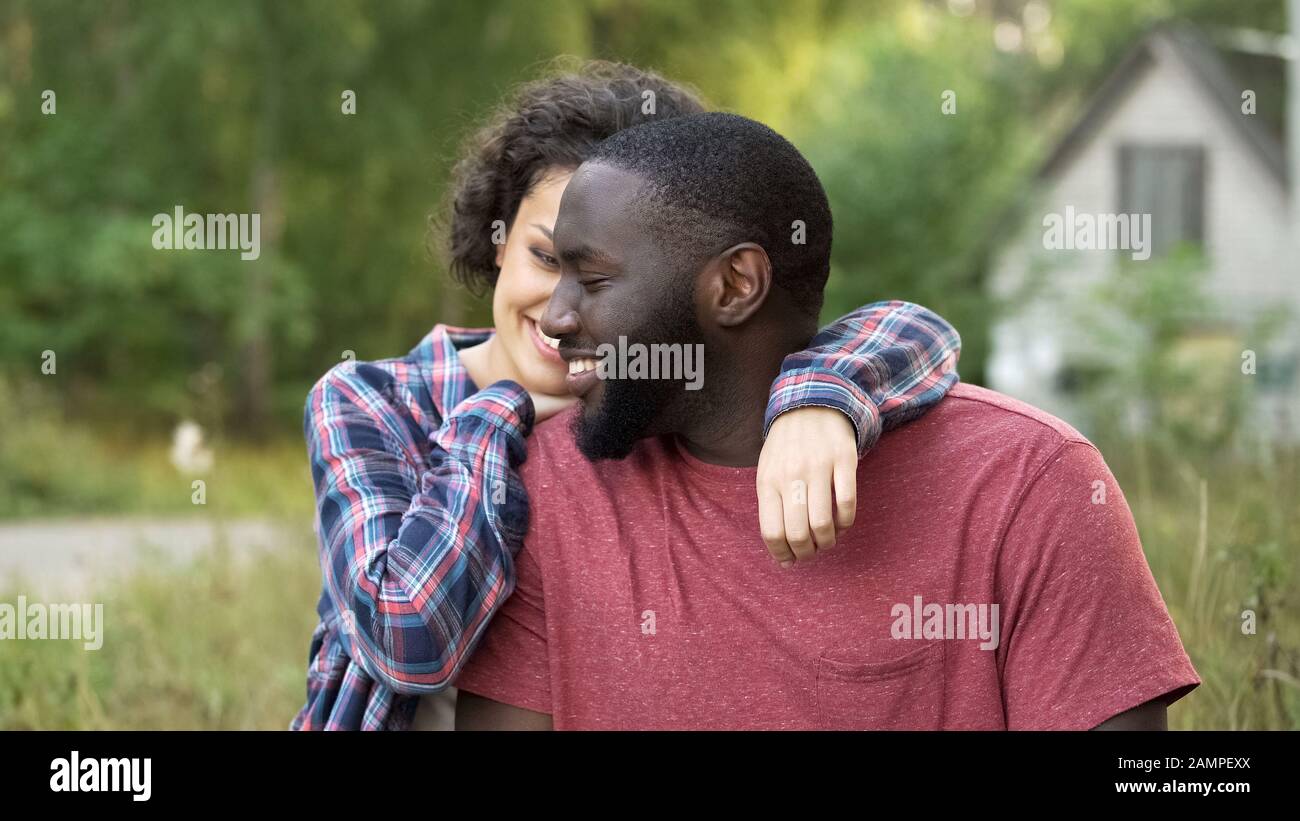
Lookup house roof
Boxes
[1038,21,1289,187]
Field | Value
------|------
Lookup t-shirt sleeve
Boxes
[452,537,552,715]
[995,440,1200,730]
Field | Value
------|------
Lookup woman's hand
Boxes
[529,391,578,422]
[756,407,858,567]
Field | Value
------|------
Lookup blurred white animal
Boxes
[170,420,214,475]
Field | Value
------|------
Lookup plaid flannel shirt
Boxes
[292,300,960,730]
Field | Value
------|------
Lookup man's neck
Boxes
[673,342,791,468]
[675,399,767,468]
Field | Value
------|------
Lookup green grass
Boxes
[0,533,320,729]
[1105,439,1300,730]
[0,375,314,521]
[0,432,314,522]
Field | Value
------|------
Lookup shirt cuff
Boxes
[764,367,883,455]
[439,380,535,442]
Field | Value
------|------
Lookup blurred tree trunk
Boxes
[238,3,284,439]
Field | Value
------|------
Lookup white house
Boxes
[987,21,1299,441]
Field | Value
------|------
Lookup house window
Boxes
[1117,144,1206,258]
[1257,347,1298,393]
[1055,360,1108,395]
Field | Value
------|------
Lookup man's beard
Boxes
[573,374,666,460]
[571,291,704,461]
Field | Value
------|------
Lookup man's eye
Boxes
[531,249,558,268]
[579,275,609,292]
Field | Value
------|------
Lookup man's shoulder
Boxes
[938,383,1089,444]
[876,382,1098,479]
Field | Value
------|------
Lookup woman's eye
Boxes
[531,248,558,268]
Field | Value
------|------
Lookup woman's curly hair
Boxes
[436,59,706,295]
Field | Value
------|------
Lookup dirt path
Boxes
[0,516,300,599]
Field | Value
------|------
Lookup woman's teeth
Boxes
[568,358,599,375]
[532,321,561,349]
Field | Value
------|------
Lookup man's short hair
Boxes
[587,111,833,317]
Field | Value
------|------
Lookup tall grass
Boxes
[0,536,320,729]
[1069,255,1300,729]
[1104,438,1300,729]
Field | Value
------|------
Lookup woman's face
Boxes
[490,169,573,397]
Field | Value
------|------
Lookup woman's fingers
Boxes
[808,476,837,552]
[759,464,841,566]
[833,454,858,532]
[758,483,796,566]
[755,407,861,566]
[782,480,817,563]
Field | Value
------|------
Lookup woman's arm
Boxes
[757,300,961,564]
[307,367,534,695]
[765,300,961,451]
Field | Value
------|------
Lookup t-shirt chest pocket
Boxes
[815,640,946,730]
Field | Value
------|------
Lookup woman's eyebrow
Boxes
[530,223,554,240]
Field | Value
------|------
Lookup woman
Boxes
[293,61,960,730]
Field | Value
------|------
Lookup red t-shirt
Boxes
[454,383,1199,729]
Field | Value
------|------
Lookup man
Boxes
[453,112,1199,729]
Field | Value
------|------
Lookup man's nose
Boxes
[541,278,580,340]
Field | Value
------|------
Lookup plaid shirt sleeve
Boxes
[307,367,534,699]
[764,300,961,454]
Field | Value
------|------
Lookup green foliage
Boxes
[0,535,320,729]
[1070,249,1293,463]
[1,0,1284,429]
[0,374,314,519]
[790,9,1039,383]
[1116,447,1300,730]
[1063,253,1300,729]
[0,376,139,518]
[1,0,592,435]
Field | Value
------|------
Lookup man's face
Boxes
[541,162,705,460]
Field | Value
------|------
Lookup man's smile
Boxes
[560,345,603,398]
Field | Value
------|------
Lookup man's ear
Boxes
[701,243,772,328]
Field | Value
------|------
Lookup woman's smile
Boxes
[524,315,564,367]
